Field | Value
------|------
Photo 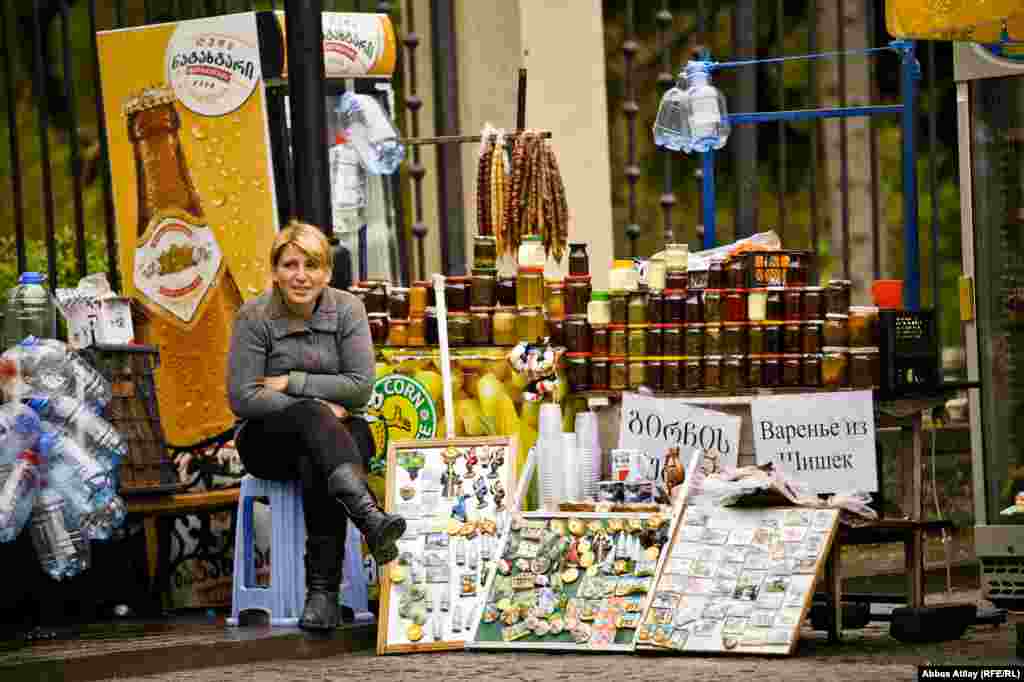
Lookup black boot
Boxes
[327,463,406,565]
[299,534,343,631]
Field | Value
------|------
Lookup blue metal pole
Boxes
[900,41,920,310]
[703,151,716,248]
[727,104,902,125]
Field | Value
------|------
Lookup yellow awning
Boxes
[886,0,1024,43]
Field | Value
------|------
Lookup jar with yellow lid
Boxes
[646,359,664,391]
[628,360,647,389]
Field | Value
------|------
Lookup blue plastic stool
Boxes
[227,475,371,626]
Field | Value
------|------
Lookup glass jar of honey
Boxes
[822,347,849,389]
[497,275,517,307]
[591,325,610,355]
[565,353,591,392]
[685,324,704,357]
[588,290,612,326]
[849,347,880,388]
[724,289,748,323]
[610,291,629,325]
[848,306,879,347]
[565,276,592,317]
[826,279,852,315]
[684,358,703,390]
[802,354,821,387]
[447,313,470,346]
[407,317,426,347]
[469,309,493,345]
[782,354,802,386]
[609,357,628,390]
[516,307,545,342]
[704,356,722,389]
[646,325,663,357]
[802,321,822,354]
[765,287,785,321]
[748,323,765,355]
[388,287,410,320]
[722,323,747,356]
[628,290,649,325]
[628,360,647,390]
[704,323,723,356]
[722,356,745,393]
[609,326,628,357]
[590,357,610,390]
[783,323,802,354]
[493,307,517,345]
[703,289,723,324]
[386,318,409,346]
[410,281,431,318]
[823,314,849,347]
[663,358,682,392]
[663,324,684,356]
[627,326,647,356]
[565,317,591,353]
[783,288,803,322]
[470,269,497,309]
[544,279,566,318]
[516,268,544,308]
[802,286,825,320]
[444,276,471,313]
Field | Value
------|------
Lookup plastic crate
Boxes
[878,310,940,397]
[82,344,179,495]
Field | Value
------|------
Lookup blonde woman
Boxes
[226,221,405,631]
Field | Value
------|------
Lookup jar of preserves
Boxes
[590,357,610,390]
[848,306,879,347]
[544,279,565,318]
[747,356,763,388]
[664,243,689,271]
[704,356,722,389]
[765,287,785,321]
[497,275,517,307]
[665,289,686,324]
[627,326,647,356]
[849,347,880,388]
[802,354,821,387]
[565,276,592,317]
[782,354,802,386]
[802,286,825,320]
[470,269,497,309]
[684,358,703,390]
[565,353,591,392]
[704,323,723,356]
[609,357,628,390]
[565,317,591,353]
[387,319,409,346]
[665,269,688,290]
[628,360,647,390]
[648,292,664,324]
[518,234,545,269]
[763,324,782,354]
[493,307,517,345]
[646,257,667,291]
[663,324,684,356]
[748,323,765,355]
[474,235,497,268]
[610,260,639,292]
[646,325,663,357]
[610,291,629,325]
[609,326,628,356]
[685,289,702,324]
[646,360,664,391]
[685,324,704,357]
[388,287,410,320]
[783,288,802,322]
[445,276,471,313]
[822,347,849,389]
[663,358,683,392]
[708,258,725,289]
[823,314,849,347]
[802,321,822,354]
[748,288,768,322]
[726,257,747,289]
[723,356,745,393]
[516,268,544,308]
[469,309,493,345]
[723,323,747,356]
[547,317,565,347]
[516,307,545,342]
[407,316,426,347]
[703,289,723,324]
[628,290,648,325]
[592,325,610,355]
[783,323,802,354]
[587,290,612,325]
[409,281,431,318]
[568,242,589,277]
[825,279,852,315]
[365,282,388,314]
[762,355,781,387]
[724,289,748,323]
[368,313,389,344]
[786,251,811,287]
[425,309,439,345]
[448,313,471,346]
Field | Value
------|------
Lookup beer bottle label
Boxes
[133,208,225,328]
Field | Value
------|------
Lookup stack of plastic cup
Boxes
[574,411,602,500]
[537,403,563,510]
[561,432,579,501]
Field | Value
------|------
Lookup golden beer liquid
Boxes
[128,95,240,446]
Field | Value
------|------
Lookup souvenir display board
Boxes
[635,505,840,655]
[467,511,672,652]
[377,436,517,654]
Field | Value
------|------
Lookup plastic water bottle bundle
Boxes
[27,394,127,471]
[0,401,43,466]
[337,92,405,175]
[0,449,43,543]
[30,487,91,581]
[1,337,112,414]
[39,430,125,542]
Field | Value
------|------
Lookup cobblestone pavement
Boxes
[98,591,1020,682]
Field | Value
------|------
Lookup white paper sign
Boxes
[618,392,742,473]
[751,391,877,493]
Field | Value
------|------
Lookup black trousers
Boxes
[236,399,374,537]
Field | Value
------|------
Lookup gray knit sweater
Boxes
[226,286,375,423]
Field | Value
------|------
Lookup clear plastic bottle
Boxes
[39,428,116,494]
[338,92,405,175]
[653,70,692,152]
[0,401,42,467]
[45,454,125,542]
[684,61,731,153]
[0,450,42,543]
[329,130,367,234]
[30,487,91,580]
[27,395,127,469]
[3,337,112,413]
[3,272,57,346]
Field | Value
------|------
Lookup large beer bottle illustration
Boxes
[125,87,240,445]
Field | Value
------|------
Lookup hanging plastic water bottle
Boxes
[27,395,127,470]
[330,131,367,236]
[0,401,42,467]
[338,92,405,175]
[2,337,112,413]
[0,449,43,543]
[30,487,90,580]
[3,272,58,346]
[684,60,730,153]
[39,428,115,494]
[653,70,692,152]
[45,452,124,542]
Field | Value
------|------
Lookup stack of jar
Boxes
[820,279,881,390]
[561,244,593,392]
[353,281,392,346]
[515,235,546,344]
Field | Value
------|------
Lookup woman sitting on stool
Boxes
[227,220,405,631]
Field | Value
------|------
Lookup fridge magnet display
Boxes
[378,436,517,654]
[466,512,672,652]
[636,505,840,656]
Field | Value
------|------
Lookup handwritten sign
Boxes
[618,393,741,474]
[751,391,877,493]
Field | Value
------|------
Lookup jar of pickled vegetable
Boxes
[704,356,722,389]
[802,321,822,354]
[609,326,628,357]
[849,347,880,388]
[783,288,802,322]
[724,289,748,323]
[568,242,589,277]
[516,307,545,342]
[590,357,610,390]
[646,325,663,357]
[763,324,782,354]
[425,309,439,345]
[565,317,591,353]
[474,234,497,268]
[588,290,611,326]
[826,279,852,315]
[407,316,426,347]
[565,353,591,392]
[592,325,610,355]
[610,291,629,325]
[685,358,703,390]
[748,323,765,355]
[748,288,768,322]
[663,358,683,392]
[762,355,781,387]
[823,314,849,347]
[410,281,431,318]
[447,313,470,346]
[543,279,565,318]
[802,286,825,320]
[387,319,409,346]
[703,289,723,324]
[723,356,745,393]
[609,357,628,390]
[663,324,684,357]
[497,275,517,307]
[822,347,849,389]
[665,269,688,290]
[648,292,664,324]
[469,309,493,345]
[766,287,785,321]
[782,354,802,386]
[746,356,763,388]
[388,287,410,320]
[786,251,811,287]
[368,313,389,344]
[547,317,565,347]
[704,323,723,356]
[516,268,544,308]
[664,289,686,324]
[783,323,802,354]
[848,306,879,347]
[628,290,648,325]
[646,360,664,391]
[723,323,747,356]
[685,324,703,357]
[685,289,702,324]
[802,354,821,387]
[708,258,725,289]
[493,307,517,345]
[565,276,592,317]
[627,326,647,356]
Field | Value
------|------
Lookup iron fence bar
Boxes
[694,0,706,249]
[89,0,120,292]
[377,0,407,285]
[838,0,850,280]
[623,0,640,257]
[728,105,902,124]
[430,0,465,275]
[900,41,920,310]
[143,0,150,23]
[733,0,758,240]
[59,1,88,280]
[776,0,786,241]
[656,1,675,246]
[1,1,27,275]
[115,0,124,27]
[868,0,881,280]
[403,0,426,281]
[32,1,59,290]
[809,0,819,272]
[928,40,940,329]
[703,151,715,248]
